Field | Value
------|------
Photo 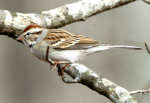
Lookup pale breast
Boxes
[31,42,86,63]
[31,43,48,61]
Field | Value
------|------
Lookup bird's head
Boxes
[17,24,43,47]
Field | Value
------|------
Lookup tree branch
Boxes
[0,0,140,38]
[60,63,138,103]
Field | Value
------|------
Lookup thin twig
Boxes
[130,89,150,95]
[145,42,150,55]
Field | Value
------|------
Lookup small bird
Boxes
[17,24,142,75]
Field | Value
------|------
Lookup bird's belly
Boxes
[31,44,85,63]
[49,50,85,63]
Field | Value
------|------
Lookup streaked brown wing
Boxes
[43,29,98,49]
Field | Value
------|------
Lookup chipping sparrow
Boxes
[17,24,142,75]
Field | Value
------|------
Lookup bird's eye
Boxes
[26,32,30,36]
[24,32,31,39]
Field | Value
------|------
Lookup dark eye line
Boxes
[27,31,42,35]
[24,31,43,39]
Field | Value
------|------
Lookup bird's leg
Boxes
[49,60,70,71]
[57,63,70,76]
[45,46,71,71]
[45,46,80,83]
[57,64,81,83]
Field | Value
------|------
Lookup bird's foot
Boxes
[57,63,70,76]
[57,64,81,83]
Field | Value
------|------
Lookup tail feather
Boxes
[86,44,142,55]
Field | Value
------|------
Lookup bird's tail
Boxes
[85,44,142,55]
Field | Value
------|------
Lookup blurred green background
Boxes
[0,0,149,103]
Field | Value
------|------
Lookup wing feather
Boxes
[43,29,98,49]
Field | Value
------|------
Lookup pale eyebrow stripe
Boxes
[30,31,42,35]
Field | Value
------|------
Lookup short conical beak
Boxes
[17,35,24,41]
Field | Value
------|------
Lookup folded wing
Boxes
[43,29,98,49]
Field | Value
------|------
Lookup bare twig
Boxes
[130,89,150,95]
[145,42,150,55]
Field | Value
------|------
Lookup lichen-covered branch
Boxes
[0,0,140,38]
[60,63,138,103]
